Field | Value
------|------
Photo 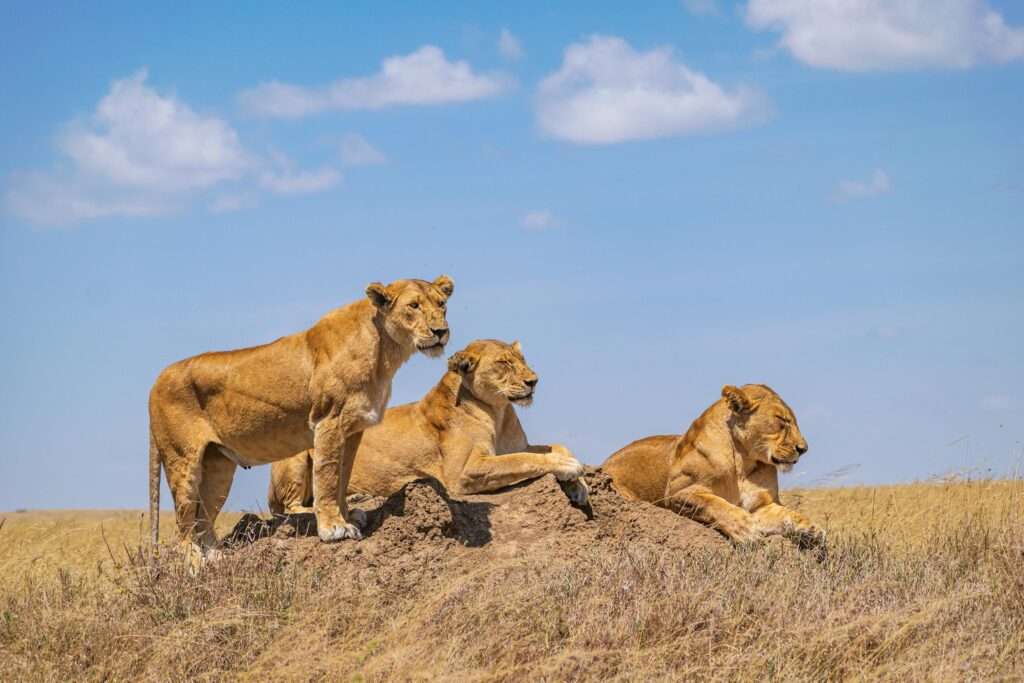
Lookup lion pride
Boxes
[268,339,589,511]
[602,384,823,547]
[148,275,453,559]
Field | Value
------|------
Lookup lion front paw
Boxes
[550,446,585,482]
[787,523,827,556]
[724,517,764,547]
[318,522,363,543]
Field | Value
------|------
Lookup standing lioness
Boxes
[602,384,823,547]
[269,339,589,510]
[149,275,453,558]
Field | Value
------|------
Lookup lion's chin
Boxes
[509,394,534,407]
[418,343,446,358]
[771,455,796,473]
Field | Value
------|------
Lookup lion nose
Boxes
[795,443,808,455]
[524,378,538,389]
[431,327,449,340]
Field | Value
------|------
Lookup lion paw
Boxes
[789,524,827,554]
[551,450,585,482]
[318,522,363,543]
[725,518,764,547]
[203,547,225,563]
[561,477,590,506]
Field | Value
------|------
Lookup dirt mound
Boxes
[224,468,722,580]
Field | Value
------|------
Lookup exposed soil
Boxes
[224,468,723,574]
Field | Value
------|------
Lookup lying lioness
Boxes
[269,339,589,512]
[602,384,823,547]
[149,275,453,558]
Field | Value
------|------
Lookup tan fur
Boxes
[149,275,454,559]
[269,339,589,511]
[602,384,823,547]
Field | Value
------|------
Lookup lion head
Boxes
[366,275,453,357]
[447,339,539,407]
[721,384,808,472]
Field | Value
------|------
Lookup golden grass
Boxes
[1,479,1022,681]
[0,510,240,590]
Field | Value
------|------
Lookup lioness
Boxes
[268,339,589,512]
[149,275,453,557]
[602,384,823,547]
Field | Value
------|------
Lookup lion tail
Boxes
[149,431,161,554]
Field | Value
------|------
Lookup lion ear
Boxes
[366,282,392,309]
[433,275,454,298]
[722,385,754,414]
[511,340,522,354]
[448,350,478,375]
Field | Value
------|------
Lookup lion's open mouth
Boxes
[417,341,445,351]
[771,455,797,466]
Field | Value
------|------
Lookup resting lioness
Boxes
[149,275,453,558]
[268,339,589,512]
[602,384,823,547]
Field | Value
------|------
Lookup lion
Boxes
[268,339,589,514]
[601,384,823,548]
[148,275,453,559]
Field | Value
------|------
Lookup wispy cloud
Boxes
[338,133,387,166]
[5,70,341,226]
[746,0,1024,71]
[833,169,892,202]
[498,28,525,61]
[535,35,766,145]
[259,167,341,195]
[239,45,511,118]
[522,209,559,231]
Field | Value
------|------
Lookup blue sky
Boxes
[2,1,1022,510]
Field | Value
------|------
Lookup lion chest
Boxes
[340,387,391,433]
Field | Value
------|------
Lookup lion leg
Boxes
[311,418,362,542]
[159,441,207,570]
[457,446,587,499]
[337,432,365,526]
[269,450,315,515]
[666,486,763,545]
[195,445,237,556]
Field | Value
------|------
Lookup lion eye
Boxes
[408,301,420,310]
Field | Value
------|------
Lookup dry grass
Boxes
[1,479,1022,681]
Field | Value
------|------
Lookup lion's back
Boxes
[601,435,677,504]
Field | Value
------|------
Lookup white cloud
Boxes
[240,46,510,118]
[522,210,558,230]
[833,169,892,202]
[259,154,342,195]
[339,133,387,166]
[745,0,1024,71]
[535,35,765,145]
[6,70,343,226]
[683,0,720,16]
[498,28,525,61]
[57,69,251,193]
